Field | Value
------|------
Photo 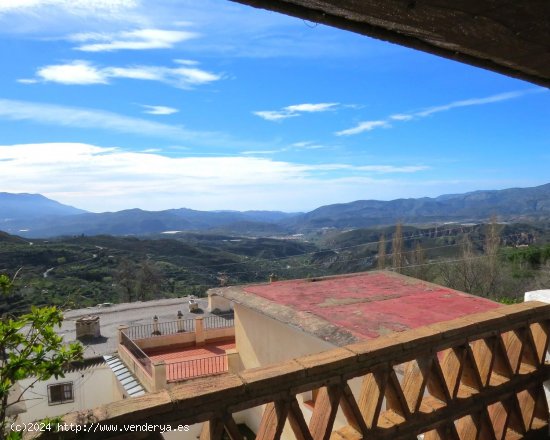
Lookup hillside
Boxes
[284,183,550,230]
[2,219,549,314]
[0,231,317,313]
[1,201,298,238]
[1,183,549,237]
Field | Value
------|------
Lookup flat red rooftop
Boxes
[214,271,499,345]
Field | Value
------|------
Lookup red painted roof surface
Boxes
[146,341,235,382]
[242,272,499,340]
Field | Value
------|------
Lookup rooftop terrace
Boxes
[57,296,209,358]
[147,341,235,382]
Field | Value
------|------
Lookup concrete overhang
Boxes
[231,0,550,88]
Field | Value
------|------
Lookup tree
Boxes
[392,223,404,273]
[438,234,483,295]
[411,242,428,280]
[483,216,501,294]
[136,260,162,301]
[377,233,386,270]
[114,258,137,302]
[0,274,83,439]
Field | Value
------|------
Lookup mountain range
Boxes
[1,183,549,238]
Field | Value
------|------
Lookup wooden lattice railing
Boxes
[32,302,550,440]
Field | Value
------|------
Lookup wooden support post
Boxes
[288,397,313,440]
[200,419,225,440]
[256,401,289,440]
[309,385,342,440]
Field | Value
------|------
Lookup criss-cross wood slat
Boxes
[30,302,550,440]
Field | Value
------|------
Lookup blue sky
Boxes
[0,0,548,213]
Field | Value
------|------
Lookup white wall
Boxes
[208,294,233,313]
[16,365,122,423]
[235,304,334,369]
[234,304,360,439]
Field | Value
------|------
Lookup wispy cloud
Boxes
[0,142,431,211]
[336,89,544,136]
[356,165,429,173]
[413,91,538,117]
[291,141,332,150]
[0,0,137,15]
[335,120,390,136]
[390,114,413,121]
[0,98,224,144]
[70,28,197,51]
[140,105,179,115]
[253,111,297,122]
[285,103,338,113]
[254,102,339,121]
[22,60,221,89]
[241,140,335,156]
[241,149,284,155]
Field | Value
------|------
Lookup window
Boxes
[47,382,74,405]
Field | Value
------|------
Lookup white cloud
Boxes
[25,60,221,89]
[141,105,179,115]
[37,60,108,84]
[71,28,198,52]
[0,142,431,212]
[336,89,543,136]
[285,103,338,113]
[414,91,539,117]
[16,78,38,84]
[390,114,413,121]
[335,120,390,136]
[291,141,330,150]
[253,110,298,122]
[254,102,340,122]
[0,99,225,144]
[174,59,199,66]
[241,149,285,155]
[0,0,137,14]
[356,165,429,173]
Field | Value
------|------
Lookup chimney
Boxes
[75,315,101,340]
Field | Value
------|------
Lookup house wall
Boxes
[233,304,362,439]
[208,294,233,312]
[235,304,334,369]
[16,365,122,424]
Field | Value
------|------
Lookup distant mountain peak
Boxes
[0,192,87,221]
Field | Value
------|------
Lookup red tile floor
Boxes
[145,340,236,382]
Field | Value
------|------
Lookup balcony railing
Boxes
[124,318,196,339]
[38,302,550,440]
[166,354,228,382]
[120,331,152,376]
[204,312,234,329]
